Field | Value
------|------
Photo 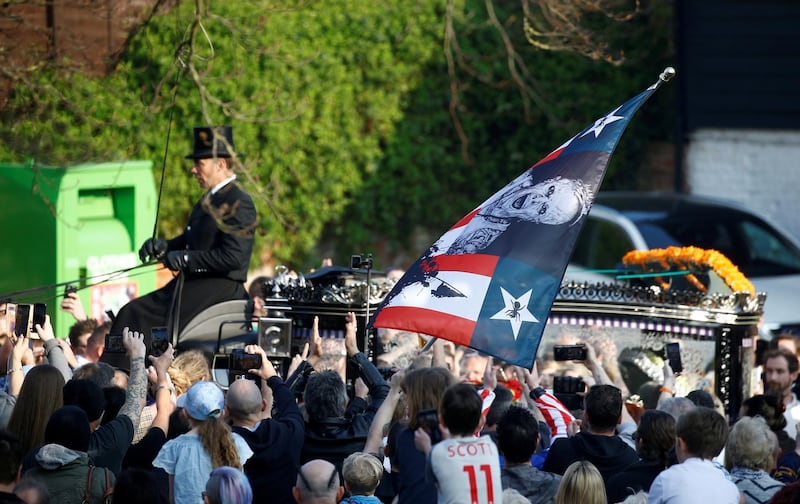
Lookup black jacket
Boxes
[105,179,256,353]
[605,458,666,503]
[166,179,256,282]
[542,431,639,483]
[232,376,305,504]
[301,352,390,472]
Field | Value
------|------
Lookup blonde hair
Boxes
[197,416,242,470]
[168,350,211,395]
[342,452,383,495]
[555,460,606,504]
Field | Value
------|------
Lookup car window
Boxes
[739,220,800,276]
[572,218,634,270]
[642,214,800,277]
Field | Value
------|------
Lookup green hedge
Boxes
[0,0,673,271]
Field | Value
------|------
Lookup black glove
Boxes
[138,238,168,263]
[164,251,190,272]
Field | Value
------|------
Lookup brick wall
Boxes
[0,0,160,106]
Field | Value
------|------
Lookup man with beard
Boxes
[763,348,800,438]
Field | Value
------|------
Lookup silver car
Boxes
[566,191,800,338]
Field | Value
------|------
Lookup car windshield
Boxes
[635,212,800,277]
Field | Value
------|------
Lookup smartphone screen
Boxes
[31,303,46,332]
[14,304,31,338]
[666,342,683,373]
[105,333,125,353]
[230,349,262,371]
[150,327,169,357]
[553,344,587,361]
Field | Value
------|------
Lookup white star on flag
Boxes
[581,105,625,138]
[490,287,539,340]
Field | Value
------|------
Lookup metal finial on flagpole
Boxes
[659,66,676,82]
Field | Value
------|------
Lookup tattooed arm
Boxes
[119,327,148,427]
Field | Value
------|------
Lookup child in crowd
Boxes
[340,452,384,503]
[415,383,502,504]
[153,381,252,504]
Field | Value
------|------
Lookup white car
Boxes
[565,191,800,339]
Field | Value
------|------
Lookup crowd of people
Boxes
[4,290,800,504]
[4,126,800,504]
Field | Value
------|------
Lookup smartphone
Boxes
[150,327,170,357]
[665,342,683,373]
[230,348,262,371]
[553,344,588,361]
[31,303,46,333]
[4,303,17,338]
[63,284,78,298]
[104,333,125,353]
[14,304,31,338]
[416,408,442,445]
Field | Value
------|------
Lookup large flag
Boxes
[371,69,675,367]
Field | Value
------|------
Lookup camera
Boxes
[350,254,373,270]
[553,344,588,361]
[230,349,262,372]
[150,327,170,357]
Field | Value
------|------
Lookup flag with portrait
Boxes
[371,74,670,367]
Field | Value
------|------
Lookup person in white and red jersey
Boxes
[414,383,502,504]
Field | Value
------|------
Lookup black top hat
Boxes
[185,126,238,159]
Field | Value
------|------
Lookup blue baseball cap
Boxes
[177,381,224,421]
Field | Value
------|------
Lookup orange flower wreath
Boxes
[622,246,755,296]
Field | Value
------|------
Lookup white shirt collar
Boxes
[210,174,237,195]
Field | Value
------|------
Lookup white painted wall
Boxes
[686,129,800,241]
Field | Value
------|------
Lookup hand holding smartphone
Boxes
[665,342,683,373]
[31,303,46,335]
[150,327,170,357]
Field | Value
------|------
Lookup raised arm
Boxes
[6,334,27,397]
[345,312,389,410]
[36,316,71,381]
[364,369,405,455]
[148,343,176,435]
[118,327,148,427]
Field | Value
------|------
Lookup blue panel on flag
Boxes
[471,257,560,365]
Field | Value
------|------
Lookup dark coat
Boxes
[606,458,666,503]
[542,431,639,483]
[232,377,305,504]
[106,179,256,366]
[301,352,390,472]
